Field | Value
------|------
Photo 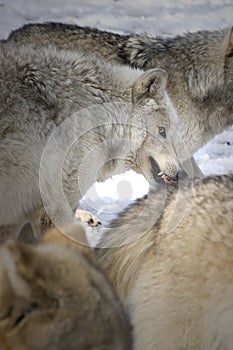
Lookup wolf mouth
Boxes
[158,172,177,185]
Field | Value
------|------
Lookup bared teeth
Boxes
[158,172,176,185]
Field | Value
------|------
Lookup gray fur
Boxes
[8,23,233,165]
[96,174,233,349]
[123,28,233,156]
[0,42,180,240]
[7,22,129,64]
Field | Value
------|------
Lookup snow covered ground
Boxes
[0,0,232,233]
[0,0,232,39]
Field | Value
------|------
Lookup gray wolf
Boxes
[8,23,233,176]
[0,41,181,241]
[96,174,233,350]
[0,224,132,350]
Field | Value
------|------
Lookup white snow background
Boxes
[0,0,232,239]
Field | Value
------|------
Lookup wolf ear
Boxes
[225,27,233,58]
[132,68,167,103]
[0,241,40,328]
[0,241,38,297]
[21,65,57,109]
[0,241,36,328]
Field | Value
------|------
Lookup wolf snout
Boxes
[157,159,181,185]
[148,156,179,185]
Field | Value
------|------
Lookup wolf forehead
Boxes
[138,95,179,130]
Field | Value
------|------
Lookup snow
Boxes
[0,0,232,236]
[1,0,232,38]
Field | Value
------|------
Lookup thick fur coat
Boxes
[0,42,180,240]
[97,174,233,350]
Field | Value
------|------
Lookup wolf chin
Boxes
[96,174,233,350]
[0,41,181,241]
[8,22,233,176]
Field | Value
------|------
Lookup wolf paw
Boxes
[75,209,101,227]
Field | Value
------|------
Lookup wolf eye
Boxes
[158,126,166,138]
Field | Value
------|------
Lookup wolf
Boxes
[0,41,181,241]
[96,174,233,350]
[8,22,233,176]
[0,224,132,350]
[6,22,128,64]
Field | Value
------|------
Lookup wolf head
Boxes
[4,43,181,190]
[0,225,132,350]
[127,68,181,185]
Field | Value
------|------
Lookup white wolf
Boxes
[0,42,182,241]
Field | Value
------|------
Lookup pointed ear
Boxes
[0,241,38,327]
[21,64,57,109]
[225,27,233,58]
[0,241,37,298]
[132,69,167,103]
[42,224,95,260]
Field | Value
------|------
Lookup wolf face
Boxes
[126,69,181,184]
[72,67,181,191]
